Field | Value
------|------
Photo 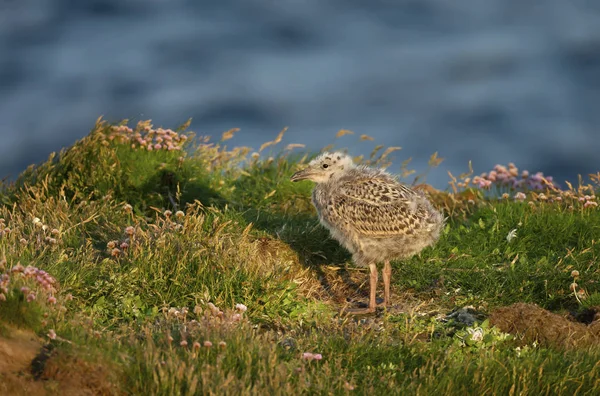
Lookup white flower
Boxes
[506,229,517,243]
[467,327,484,342]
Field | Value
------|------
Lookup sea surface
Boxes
[1,0,600,188]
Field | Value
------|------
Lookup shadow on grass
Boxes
[145,167,372,304]
[238,207,370,303]
[138,168,227,210]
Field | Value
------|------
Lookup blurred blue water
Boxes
[1,0,599,188]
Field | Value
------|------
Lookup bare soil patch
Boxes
[489,302,600,349]
[0,326,120,395]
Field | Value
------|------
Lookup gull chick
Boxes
[291,151,444,314]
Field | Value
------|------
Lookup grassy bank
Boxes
[1,119,600,395]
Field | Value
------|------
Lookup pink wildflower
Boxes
[48,329,57,340]
[12,263,24,273]
[204,341,213,348]
[47,295,57,304]
[477,179,492,189]
[514,192,526,201]
[235,303,247,313]
[302,352,322,361]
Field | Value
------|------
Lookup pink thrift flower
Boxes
[180,340,188,347]
[48,329,57,340]
[231,313,242,322]
[478,179,492,189]
[235,303,247,312]
[12,263,25,273]
[27,293,36,302]
[193,341,201,350]
[204,341,213,348]
[302,352,322,361]
[514,192,526,201]
[47,295,57,304]
[20,286,30,294]
[584,201,598,208]
[494,164,508,173]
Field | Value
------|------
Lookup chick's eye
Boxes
[322,164,329,169]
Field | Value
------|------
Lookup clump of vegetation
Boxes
[1,118,600,394]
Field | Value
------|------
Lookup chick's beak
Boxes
[290,168,312,182]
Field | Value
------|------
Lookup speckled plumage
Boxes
[291,151,444,313]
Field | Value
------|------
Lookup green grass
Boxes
[1,119,600,394]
